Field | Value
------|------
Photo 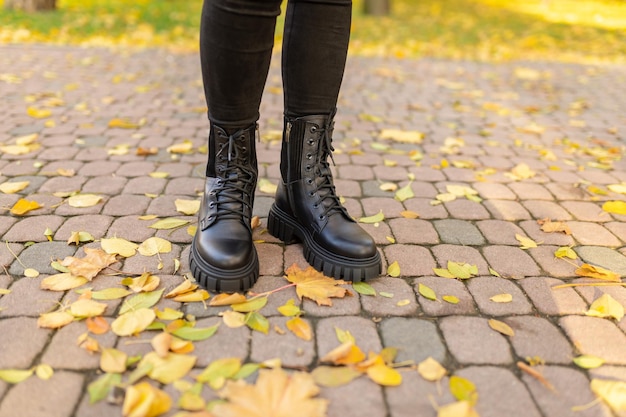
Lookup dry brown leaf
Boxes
[284,264,347,306]
[575,264,621,282]
[61,248,117,281]
[537,218,571,235]
[209,293,247,306]
[212,367,327,417]
[517,361,555,392]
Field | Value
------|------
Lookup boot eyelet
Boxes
[209,190,216,196]
[208,202,215,208]
[313,202,319,208]
[310,126,317,133]
[306,153,312,160]
[319,215,326,220]
[307,139,315,146]
[306,178,313,185]
[308,191,315,197]
[305,165,311,171]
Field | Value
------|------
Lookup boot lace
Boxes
[213,129,255,222]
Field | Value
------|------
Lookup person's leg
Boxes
[269,0,381,281]
[191,0,281,292]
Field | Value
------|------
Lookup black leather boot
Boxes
[268,112,381,281]
[190,123,259,292]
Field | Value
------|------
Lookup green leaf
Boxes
[358,210,385,224]
[447,261,477,279]
[379,292,394,298]
[450,375,478,404]
[149,218,190,230]
[335,327,356,344]
[555,246,577,260]
[433,268,456,278]
[171,323,219,341]
[244,312,269,334]
[87,372,121,404]
[311,366,362,387]
[443,295,459,304]
[119,289,164,315]
[231,296,268,313]
[196,358,242,390]
[76,287,131,300]
[352,282,376,296]
[418,283,437,301]
[232,363,260,380]
[573,355,605,369]
[0,368,34,384]
[394,181,414,202]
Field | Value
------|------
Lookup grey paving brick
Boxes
[0,371,84,417]
[523,366,611,417]
[383,245,436,277]
[256,243,284,276]
[321,376,386,417]
[102,194,151,216]
[54,214,114,241]
[560,315,626,364]
[8,241,76,276]
[316,316,382,358]
[476,219,526,245]
[0,277,63,317]
[482,246,541,279]
[484,199,532,221]
[414,276,477,316]
[250,316,315,367]
[455,366,541,417]
[81,176,128,194]
[380,317,446,364]
[519,276,587,315]
[505,316,574,363]
[433,219,485,245]
[575,246,626,275]
[3,215,65,243]
[0,317,51,368]
[466,276,533,315]
[107,215,156,242]
[388,218,439,244]
[523,200,574,220]
[440,316,512,365]
[360,277,418,317]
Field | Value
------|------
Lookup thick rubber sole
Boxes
[189,237,259,292]
[268,204,381,282]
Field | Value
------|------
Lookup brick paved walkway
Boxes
[0,45,625,417]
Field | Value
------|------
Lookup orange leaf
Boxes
[60,248,117,280]
[10,198,41,216]
[86,317,110,335]
[320,341,366,365]
[537,218,571,234]
[284,264,347,306]
[286,317,313,341]
[576,263,621,282]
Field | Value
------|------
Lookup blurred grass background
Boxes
[1,0,625,62]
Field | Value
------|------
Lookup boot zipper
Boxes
[285,121,292,143]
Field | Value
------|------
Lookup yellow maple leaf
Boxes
[284,264,347,306]
[61,247,117,280]
[212,368,327,417]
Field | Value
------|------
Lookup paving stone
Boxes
[545,182,588,200]
[102,194,151,216]
[433,219,485,245]
[0,371,84,417]
[383,245,436,277]
[605,221,626,244]
[388,218,439,244]
[387,372,455,417]
[77,160,121,176]
[336,164,374,180]
[476,219,526,245]
[361,197,405,218]
[472,182,516,200]
[440,316,512,365]
[81,176,128,194]
[360,277,418,317]
[482,246,541,279]
[561,201,613,223]
[431,244,490,275]
[575,246,626,275]
[107,215,156,242]
[41,319,117,370]
[518,219,575,246]
[573,279,626,308]
[505,316,574,364]
[589,365,626,382]
[256,243,284,276]
[559,315,626,364]
[360,221,395,245]
[0,277,64,317]
[519,276,588,315]
[380,317,446,364]
[122,176,167,195]
[283,243,310,272]
[523,366,610,417]
[443,199,491,220]
[509,182,554,200]
[484,200,532,221]
[568,221,622,247]
[523,200,574,220]
[527,246,579,278]
[164,176,205,195]
[455,366,541,417]
[316,316,382,358]
[414,276,477,316]
[321,376,386,417]
[466,276,533,315]
[250,316,315,368]
[403,197,449,219]
[302,282,362,317]
[3,215,65,243]
[54,214,114,241]
[8,241,76,276]
[0,317,51,368]
[116,161,156,177]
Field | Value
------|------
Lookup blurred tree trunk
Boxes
[4,0,56,11]
[363,0,390,16]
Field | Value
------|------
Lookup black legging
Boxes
[199,0,352,130]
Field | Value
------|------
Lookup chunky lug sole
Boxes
[189,237,259,292]
[268,204,381,282]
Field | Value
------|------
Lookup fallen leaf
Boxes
[417,357,447,382]
[554,246,577,260]
[209,293,247,307]
[586,293,624,321]
[175,199,200,215]
[516,234,538,249]
[122,382,172,417]
[434,268,456,279]
[101,237,139,258]
[0,181,29,194]
[418,283,437,301]
[196,357,242,390]
[100,348,128,373]
[222,310,246,328]
[166,140,194,154]
[165,279,197,298]
[573,355,605,369]
[284,264,347,306]
[576,264,621,282]
[602,201,626,215]
[258,178,277,194]
[358,210,385,224]
[24,268,39,278]
[0,368,34,384]
[286,317,313,341]
[10,198,41,215]
[138,352,196,384]
[67,194,103,208]
[437,401,479,417]
[387,261,401,277]
[447,261,478,280]
[366,363,402,386]
[488,319,515,336]
[212,368,327,417]
[86,316,110,334]
[138,237,172,256]
[171,323,219,341]
[244,311,269,334]
[231,296,268,313]
[395,182,414,202]
[67,231,95,245]
[449,375,478,404]
[352,282,376,296]
[122,272,161,293]
[505,163,536,181]
[40,273,89,291]
[396,299,411,306]
[311,366,362,387]
[608,184,626,194]
[320,341,366,366]
[88,372,121,404]
[442,295,459,304]
[489,294,513,303]
[380,182,398,192]
[69,298,108,318]
[111,308,156,336]
[35,364,54,381]
[27,106,52,118]
[537,218,571,234]
[400,210,419,219]
[590,379,626,412]
[378,129,424,144]
[119,289,164,315]
[277,299,302,317]
[108,118,140,129]
[37,310,74,329]
[61,247,118,280]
